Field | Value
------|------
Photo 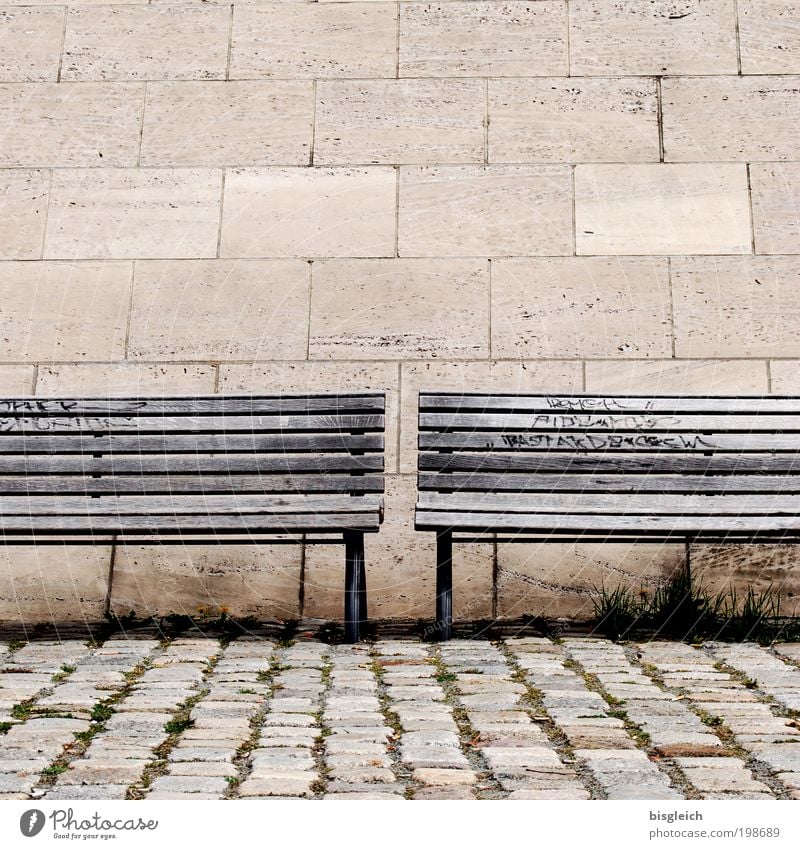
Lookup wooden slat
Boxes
[419,452,800,474]
[0,414,384,434]
[0,455,383,474]
[0,395,385,416]
[420,432,800,452]
[0,433,383,455]
[420,412,800,432]
[417,472,800,494]
[420,394,800,414]
[0,494,383,515]
[415,512,800,532]
[418,492,800,515]
[0,474,384,495]
[0,513,381,532]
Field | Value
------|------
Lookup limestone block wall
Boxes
[1,1,800,625]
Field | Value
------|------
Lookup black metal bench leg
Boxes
[436,530,453,641]
[344,531,366,643]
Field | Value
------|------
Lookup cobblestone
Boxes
[2,636,799,800]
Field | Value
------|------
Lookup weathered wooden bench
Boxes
[0,393,385,642]
[416,392,800,640]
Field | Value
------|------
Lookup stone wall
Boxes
[1,1,799,626]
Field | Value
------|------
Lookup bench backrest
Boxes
[0,394,385,539]
[417,393,800,540]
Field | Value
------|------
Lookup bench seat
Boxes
[416,392,800,638]
[0,393,385,641]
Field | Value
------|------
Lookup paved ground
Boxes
[1,636,800,800]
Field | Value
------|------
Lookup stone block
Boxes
[309,259,489,360]
[0,261,131,361]
[399,1,568,77]
[0,8,64,82]
[61,6,229,81]
[44,169,222,259]
[0,366,35,394]
[398,165,572,257]
[569,0,737,75]
[585,360,768,394]
[692,545,800,617]
[0,170,47,258]
[771,361,800,393]
[128,259,309,360]
[314,79,485,165]
[0,545,110,624]
[672,256,800,357]
[491,257,672,359]
[497,540,685,621]
[489,77,659,163]
[662,76,800,161]
[230,4,397,79]
[221,167,395,258]
[750,162,800,254]
[575,164,751,255]
[109,543,302,621]
[141,81,313,167]
[0,82,141,167]
[36,364,215,396]
[738,1,800,74]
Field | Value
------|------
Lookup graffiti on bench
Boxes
[497,433,714,451]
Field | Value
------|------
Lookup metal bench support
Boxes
[436,529,453,642]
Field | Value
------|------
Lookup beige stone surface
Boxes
[314,79,485,165]
[750,162,800,254]
[692,545,800,617]
[0,8,65,81]
[585,360,769,395]
[304,474,492,621]
[575,164,752,255]
[770,360,800,393]
[0,365,35,395]
[128,260,310,360]
[0,546,110,623]
[738,1,800,74]
[488,77,659,163]
[109,544,302,620]
[568,0,738,76]
[230,4,397,80]
[61,6,230,80]
[0,170,48,259]
[36,364,216,396]
[140,82,313,167]
[0,82,142,167]
[220,167,396,258]
[0,261,131,361]
[672,256,800,358]
[308,259,489,360]
[662,76,800,161]
[399,1,567,77]
[219,359,400,471]
[399,360,583,473]
[44,168,222,259]
[491,257,672,359]
[497,541,685,621]
[398,165,571,258]
[0,0,797,628]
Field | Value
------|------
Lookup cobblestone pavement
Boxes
[2,636,800,801]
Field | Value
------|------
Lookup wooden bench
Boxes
[0,393,385,642]
[416,392,800,640]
